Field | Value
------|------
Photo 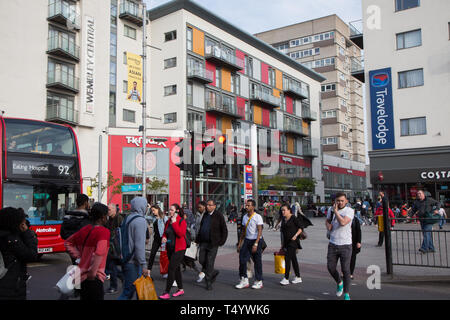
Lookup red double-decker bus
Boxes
[1,117,82,256]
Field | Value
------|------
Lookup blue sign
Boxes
[369,67,395,150]
[121,184,143,193]
[246,173,253,184]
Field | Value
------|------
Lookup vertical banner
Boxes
[84,16,95,113]
[126,52,143,103]
[369,67,395,150]
[244,165,253,201]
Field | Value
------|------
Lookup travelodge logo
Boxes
[371,72,389,87]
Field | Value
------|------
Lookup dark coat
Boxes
[196,210,228,247]
[351,218,362,254]
[0,229,38,300]
[60,209,91,240]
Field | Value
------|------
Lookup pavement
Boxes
[26,216,450,300]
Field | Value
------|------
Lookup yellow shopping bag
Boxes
[133,275,158,300]
[377,215,384,233]
[274,253,285,274]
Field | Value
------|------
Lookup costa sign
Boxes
[420,170,450,180]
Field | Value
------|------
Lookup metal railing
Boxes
[389,218,450,269]
[283,117,304,135]
[283,78,309,99]
[302,108,318,121]
[303,145,318,157]
[205,94,237,116]
[250,87,281,107]
[47,36,80,59]
[187,65,214,82]
[349,19,363,37]
[205,44,245,69]
[48,0,80,28]
[119,0,143,20]
[46,103,79,124]
[351,56,364,73]
[47,68,80,92]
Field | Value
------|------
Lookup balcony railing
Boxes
[119,0,143,26]
[47,36,80,61]
[48,0,80,29]
[284,117,307,137]
[283,78,309,99]
[205,44,244,71]
[303,145,319,157]
[349,19,363,49]
[46,103,79,125]
[250,87,281,108]
[47,68,80,93]
[351,56,365,82]
[301,108,317,121]
[205,95,240,118]
[187,66,214,84]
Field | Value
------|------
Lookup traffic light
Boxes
[174,137,191,171]
[202,134,227,168]
[87,186,92,197]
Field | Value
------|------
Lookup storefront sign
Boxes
[84,16,95,113]
[126,52,143,103]
[420,170,450,180]
[369,67,395,150]
[282,156,293,163]
[244,165,253,201]
[125,136,167,148]
[121,184,143,193]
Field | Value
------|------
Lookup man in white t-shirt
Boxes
[325,192,354,301]
[235,199,264,290]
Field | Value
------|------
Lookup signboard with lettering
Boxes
[369,67,395,150]
[8,156,79,180]
[244,165,253,201]
[121,184,143,193]
[83,16,95,113]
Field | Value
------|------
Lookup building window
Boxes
[397,29,422,49]
[341,124,348,133]
[398,68,424,88]
[123,52,127,64]
[164,85,177,96]
[270,111,277,128]
[123,80,128,93]
[164,112,177,124]
[187,110,204,132]
[123,109,135,123]
[321,110,337,118]
[321,84,336,92]
[245,101,251,121]
[164,57,177,69]
[245,56,253,78]
[280,134,287,152]
[395,0,420,12]
[268,68,276,87]
[234,74,240,95]
[400,117,426,136]
[186,27,193,51]
[215,68,221,88]
[322,137,337,145]
[124,25,136,39]
[165,30,177,42]
[187,81,193,105]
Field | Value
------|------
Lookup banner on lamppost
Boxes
[244,165,253,202]
[126,52,143,103]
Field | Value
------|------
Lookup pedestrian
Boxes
[279,205,304,286]
[354,199,364,225]
[192,201,207,282]
[266,206,275,230]
[159,204,187,300]
[235,199,264,290]
[0,207,38,300]
[229,203,238,224]
[61,194,91,245]
[118,196,150,300]
[236,204,246,245]
[325,192,354,301]
[196,199,228,291]
[408,189,441,253]
[104,203,124,294]
[350,216,362,280]
[374,197,384,247]
[439,207,447,230]
[180,208,202,277]
[65,203,110,300]
[148,205,168,273]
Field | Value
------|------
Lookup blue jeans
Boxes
[239,238,263,281]
[439,215,446,229]
[355,211,364,224]
[420,223,435,252]
[118,263,142,300]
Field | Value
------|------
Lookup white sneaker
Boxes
[172,281,177,287]
[252,280,263,289]
[280,278,290,286]
[196,272,205,283]
[235,277,249,289]
[162,274,168,279]
[292,277,302,284]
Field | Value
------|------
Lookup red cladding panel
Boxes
[235,49,246,74]
[261,62,269,84]
[205,61,216,86]
[262,108,270,127]
[236,97,246,118]
[285,96,293,114]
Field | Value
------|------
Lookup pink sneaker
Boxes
[159,293,170,300]
[172,289,184,297]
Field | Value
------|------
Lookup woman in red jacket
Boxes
[159,203,187,300]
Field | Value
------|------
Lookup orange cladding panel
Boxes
[222,68,231,92]
[253,105,262,125]
[275,69,283,90]
[193,28,205,56]
[287,136,294,154]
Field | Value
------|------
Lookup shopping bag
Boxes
[56,265,79,296]
[184,242,198,260]
[134,275,158,300]
[274,252,285,274]
[160,250,169,275]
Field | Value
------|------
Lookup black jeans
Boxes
[378,232,384,246]
[350,248,359,275]
[327,243,352,294]
[148,237,162,270]
[80,278,104,300]
[165,249,185,293]
[198,242,219,284]
[284,246,300,279]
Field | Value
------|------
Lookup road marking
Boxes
[307,298,315,300]
[28,263,50,268]
[322,292,330,295]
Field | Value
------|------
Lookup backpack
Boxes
[114,214,144,265]
[0,251,8,279]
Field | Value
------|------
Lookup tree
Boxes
[258,174,288,191]
[91,171,123,201]
[294,178,316,193]
[146,177,168,194]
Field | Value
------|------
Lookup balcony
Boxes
[250,87,281,109]
[47,68,80,93]
[119,0,143,26]
[47,0,80,30]
[349,20,363,49]
[283,117,307,137]
[302,108,317,121]
[303,145,319,158]
[351,56,365,83]
[205,94,241,119]
[187,66,214,84]
[283,78,309,100]
[205,44,244,72]
[46,103,79,125]
[47,36,80,61]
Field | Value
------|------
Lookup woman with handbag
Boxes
[148,205,168,272]
[159,204,187,300]
[65,203,110,300]
[279,204,304,286]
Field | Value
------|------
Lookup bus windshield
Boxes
[3,183,80,225]
[5,119,76,156]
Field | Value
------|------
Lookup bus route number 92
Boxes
[58,165,70,176]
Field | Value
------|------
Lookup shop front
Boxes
[323,165,368,203]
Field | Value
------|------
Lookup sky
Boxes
[143,0,363,34]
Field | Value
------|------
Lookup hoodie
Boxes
[127,197,148,269]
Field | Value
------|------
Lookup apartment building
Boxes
[362,0,450,208]
[0,0,326,210]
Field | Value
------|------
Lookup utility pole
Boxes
[141,2,147,198]
[98,134,102,202]
[191,131,196,214]
[251,124,258,209]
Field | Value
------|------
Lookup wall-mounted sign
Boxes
[84,16,95,113]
